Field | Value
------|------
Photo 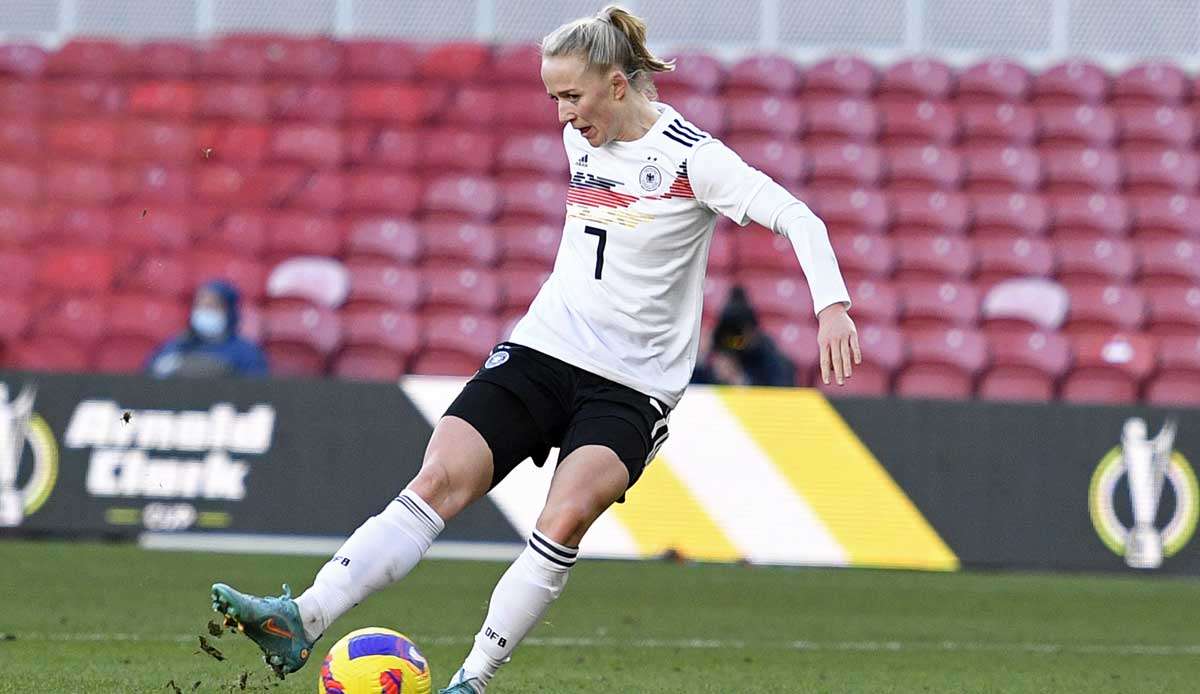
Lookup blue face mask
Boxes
[191,307,228,340]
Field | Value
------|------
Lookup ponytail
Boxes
[541,4,675,99]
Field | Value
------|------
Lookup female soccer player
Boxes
[211,5,860,692]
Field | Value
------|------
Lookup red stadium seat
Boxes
[118,253,190,298]
[347,84,447,124]
[895,328,988,399]
[113,206,192,251]
[424,268,500,313]
[735,230,795,273]
[803,56,877,98]
[409,351,482,377]
[420,129,495,175]
[126,42,195,78]
[499,223,560,270]
[1119,106,1195,148]
[878,100,959,147]
[886,145,964,191]
[118,120,196,162]
[808,143,883,189]
[269,124,344,166]
[38,249,114,293]
[1049,192,1131,240]
[1112,62,1189,106]
[44,162,115,205]
[343,217,421,265]
[43,79,125,118]
[106,294,186,343]
[421,222,501,268]
[962,145,1042,192]
[702,274,734,320]
[347,171,422,216]
[975,237,1055,287]
[332,349,406,382]
[0,82,41,119]
[804,98,879,144]
[345,126,420,169]
[671,94,726,136]
[262,304,342,374]
[422,175,499,222]
[129,81,197,118]
[817,323,906,396]
[737,274,815,321]
[191,163,269,207]
[188,251,266,301]
[1130,194,1200,240]
[1032,60,1109,105]
[270,82,346,122]
[1144,286,1200,338]
[1063,285,1146,337]
[829,233,895,281]
[1145,336,1200,405]
[194,124,269,164]
[497,133,569,178]
[198,83,270,121]
[29,295,107,345]
[499,268,550,313]
[981,278,1069,336]
[41,206,113,247]
[1037,105,1117,148]
[46,120,118,161]
[1137,238,1200,288]
[723,137,808,185]
[0,162,40,204]
[490,44,541,85]
[0,205,38,247]
[0,45,48,78]
[498,179,567,225]
[726,54,803,96]
[894,236,976,282]
[972,192,1050,238]
[978,330,1070,402]
[708,228,734,274]
[191,209,266,256]
[46,39,127,78]
[418,42,490,83]
[345,41,418,80]
[197,37,268,78]
[1042,147,1122,193]
[843,278,900,325]
[878,58,955,103]
[265,212,343,260]
[655,52,724,95]
[93,337,157,374]
[422,313,500,359]
[496,86,558,132]
[890,190,969,239]
[726,96,803,138]
[760,319,813,385]
[1055,239,1136,288]
[956,58,1031,105]
[1061,333,1155,403]
[0,294,32,341]
[960,103,1037,145]
[6,337,89,373]
[898,279,981,330]
[805,188,890,233]
[0,117,40,160]
[261,37,342,80]
[345,262,423,310]
[117,164,192,206]
[340,307,421,361]
[1122,148,1200,194]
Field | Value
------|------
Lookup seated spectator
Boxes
[692,286,795,387]
[146,280,267,378]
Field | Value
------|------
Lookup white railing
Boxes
[2,0,1200,71]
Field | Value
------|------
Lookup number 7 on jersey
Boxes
[584,225,606,280]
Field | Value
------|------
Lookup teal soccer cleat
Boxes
[439,669,486,693]
[210,582,315,679]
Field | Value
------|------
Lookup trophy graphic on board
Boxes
[0,383,37,527]
[1122,417,1177,569]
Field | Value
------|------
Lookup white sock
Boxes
[294,489,443,642]
[454,530,577,689]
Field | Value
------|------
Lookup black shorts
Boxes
[443,342,671,501]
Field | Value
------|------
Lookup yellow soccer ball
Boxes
[318,627,432,694]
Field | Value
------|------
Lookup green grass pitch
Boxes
[1,539,1199,692]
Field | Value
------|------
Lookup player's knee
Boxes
[536,498,601,547]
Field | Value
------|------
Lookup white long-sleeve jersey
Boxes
[508,102,849,407]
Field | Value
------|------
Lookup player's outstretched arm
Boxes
[817,302,860,386]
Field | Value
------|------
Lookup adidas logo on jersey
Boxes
[575,154,588,168]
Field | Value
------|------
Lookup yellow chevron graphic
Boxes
[718,389,959,571]
[613,454,741,562]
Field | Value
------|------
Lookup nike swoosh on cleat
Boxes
[260,617,294,639]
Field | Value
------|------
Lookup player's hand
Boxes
[817,303,860,386]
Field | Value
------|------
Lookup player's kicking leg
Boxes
[441,444,629,693]
[210,415,494,678]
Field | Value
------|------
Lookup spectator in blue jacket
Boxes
[146,280,268,378]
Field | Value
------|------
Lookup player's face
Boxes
[542,55,620,147]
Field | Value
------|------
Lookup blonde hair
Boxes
[540,4,675,100]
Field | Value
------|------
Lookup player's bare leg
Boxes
[212,416,494,679]
[442,445,629,693]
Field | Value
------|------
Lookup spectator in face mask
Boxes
[146,280,268,379]
[691,285,795,387]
